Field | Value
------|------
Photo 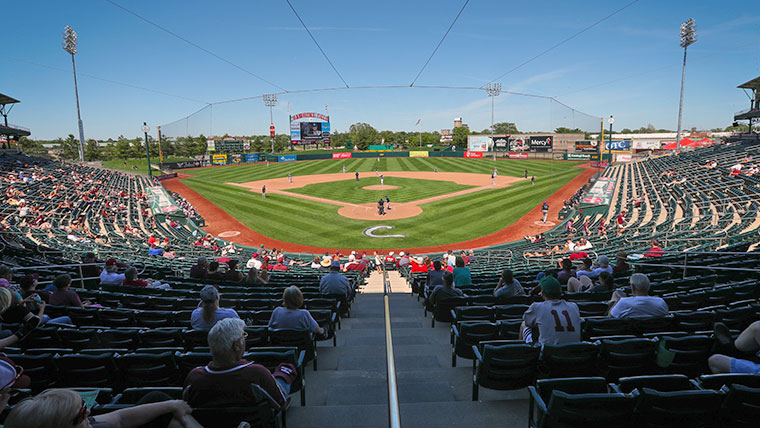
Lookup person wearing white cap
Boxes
[397,252,410,268]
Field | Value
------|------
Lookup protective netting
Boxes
[159,104,212,140]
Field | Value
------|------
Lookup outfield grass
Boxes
[287,176,474,204]
[180,157,584,249]
[102,157,193,175]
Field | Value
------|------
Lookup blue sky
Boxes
[2,0,759,140]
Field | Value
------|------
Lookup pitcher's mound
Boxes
[338,204,422,220]
[363,185,398,190]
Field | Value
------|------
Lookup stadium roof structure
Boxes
[0,93,30,137]
[734,75,760,122]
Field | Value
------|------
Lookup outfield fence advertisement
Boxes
[464,151,483,158]
[574,140,599,153]
[492,136,509,151]
[409,151,429,158]
[566,153,592,160]
[467,136,490,152]
[508,137,529,152]
[582,177,617,205]
[332,152,352,159]
[211,154,227,165]
[164,160,202,169]
[278,155,297,162]
[529,136,553,152]
[244,154,259,163]
[508,153,528,159]
[148,186,181,214]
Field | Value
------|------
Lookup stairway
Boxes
[287,271,528,427]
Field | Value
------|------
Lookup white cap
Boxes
[348,254,356,262]
[389,251,394,256]
[400,251,405,256]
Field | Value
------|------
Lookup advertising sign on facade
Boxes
[529,136,553,152]
[211,154,227,165]
[631,140,662,150]
[464,151,483,158]
[615,154,633,162]
[409,151,429,158]
[574,140,599,153]
[332,152,352,159]
[207,140,216,152]
[278,155,297,162]
[566,153,591,160]
[244,154,259,163]
[603,140,631,152]
[508,153,528,159]
[467,136,490,152]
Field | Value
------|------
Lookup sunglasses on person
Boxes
[72,398,88,426]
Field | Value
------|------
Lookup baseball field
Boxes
[163,157,593,252]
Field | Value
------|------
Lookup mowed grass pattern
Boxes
[180,157,584,249]
[287,176,474,204]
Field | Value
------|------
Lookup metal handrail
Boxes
[382,265,401,428]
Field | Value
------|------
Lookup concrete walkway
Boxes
[287,271,527,427]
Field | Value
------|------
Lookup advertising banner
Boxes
[148,186,181,214]
[632,140,662,150]
[244,154,259,163]
[207,140,215,152]
[492,136,509,151]
[574,140,599,152]
[582,177,617,205]
[508,136,529,152]
[566,153,591,160]
[467,136,490,152]
[155,173,178,181]
[603,140,631,152]
[332,152,352,159]
[165,160,201,169]
[591,161,609,168]
[211,154,227,165]
[615,154,633,162]
[278,155,297,162]
[464,151,483,159]
[529,136,553,152]
[290,121,301,144]
[508,153,528,159]
[229,154,242,164]
[409,151,429,158]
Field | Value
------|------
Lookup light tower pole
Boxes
[608,115,614,162]
[485,83,501,150]
[63,26,85,162]
[263,94,278,154]
[676,18,696,152]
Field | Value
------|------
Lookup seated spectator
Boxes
[0,266,10,289]
[148,244,164,256]
[613,251,630,274]
[222,259,244,283]
[343,254,366,272]
[49,275,91,308]
[5,388,200,428]
[397,252,410,268]
[709,321,760,375]
[460,250,470,265]
[189,257,208,279]
[310,256,321,269]
[123,267,171,290]
[268,286,324,337]
[15,277,72,326]
[426,261,445,295]
[319,256,333,269]
[183,318,297,412]
[319,261,352,299]
[428,271,464,306]
[80,252,101,279]
[271,259,288,271]
[608,273,668,319]
[206,261,223,281]
[556,259,576,285]
[566,275,593,293]
[99,259,126,286]
[583,255,612,279]
[520,276,581,346]
[245,267,270,286]
[190,286,240,330]
[493,269,524,298]
[575,258,594,278]
[409,257,428,273]
[644,239,664,258]
[452,256,472,287]
[246,253,263,270]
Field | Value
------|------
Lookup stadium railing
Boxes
[382,265,401,428]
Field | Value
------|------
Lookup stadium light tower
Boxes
[608,115,614,162]
[263,94,278,154]
[62,25,85,162]
[676,18,696,152]
[485,83,502,148]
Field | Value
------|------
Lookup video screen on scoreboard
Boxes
[300,122,323,140]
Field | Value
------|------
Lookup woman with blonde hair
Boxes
[268,286,324,336]
[4,388,201,428]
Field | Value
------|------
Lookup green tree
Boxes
[59,134,80,160]
[490,122,519,134]
[349,123,379,150]
[452,126,470,148]
[18,137,47,155]
[554,127,583,134]
[84,138,100,161]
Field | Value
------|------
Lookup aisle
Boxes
[287,271,527,427]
